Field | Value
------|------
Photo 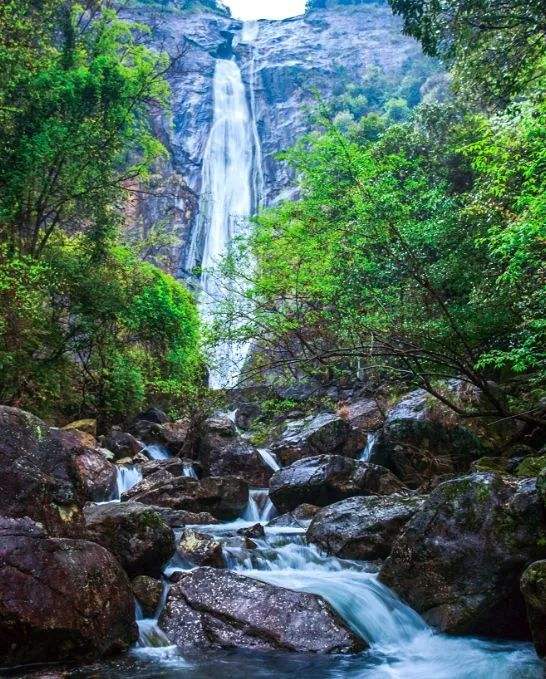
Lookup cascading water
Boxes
[186,24,263,390]
[115,465,143,499]
[360,431,378,461]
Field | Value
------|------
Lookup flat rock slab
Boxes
[159,567,365,655]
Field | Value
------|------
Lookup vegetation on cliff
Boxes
[212,0,545,430]
[0,0,202,424]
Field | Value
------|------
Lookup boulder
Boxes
[141,457,201,479]
[122,475,249,521]
[521,561,546,657]
[177,529,225,568]
[269,455,405,514]
[132,418,193,456]
[62,419,97,436]
[102,429,143,461]
[0,406,86,537]
[132,575,163,618]
[122,468,174,501]
[516,455,546,478]
[198,420,272,486]
[237,523,265,539]
[269,503,321,528]
[159,567,365,654]
[380,473,546,639]
[66,431,118,502]
[136,407,170,424]
[270,413,352,466]
[84,502,175,578]
[143,506,219,528]
[369,386,489,488]
[340,398,384,457]
[0,517,137,667]
[307,494,424,560]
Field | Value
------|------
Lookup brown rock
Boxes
[132,575,163,617]
[177,529,225,568]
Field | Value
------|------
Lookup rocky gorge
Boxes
[0,1,545,678]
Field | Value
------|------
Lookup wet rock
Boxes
[380,473,546,639]
[84,502,175,578]
[140,457,200,479]
[131,418,193,456]
[177,529,225,568]
[269,503,321,528]
[67,431,118,502]
[198,417,272,486]
[136,407,170,424]
[237,523,265,539]
[308,494,425,560]
[369,385,490,488]
[144,506,219,528]
[159,567,365,654]
[123,475,249,521]
[102,429,143,461]
[0,406,86,537]
[270,455,405,514]
[122,468,175,501]
[132,575,163,618]
[270,413,352,467]
[340,398,384,458]
[521,561,546,657]
[0,517,137,667]
[62,419,97,436]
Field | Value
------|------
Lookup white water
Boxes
[360,431,379,461]
[115,465,143,498]
[242,488,277,522]
[186,24,263,390]
[145,444,171,460]
[182,461,198,479]
[257,447,280,471]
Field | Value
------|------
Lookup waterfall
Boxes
[144,443,171,460]
[115,465,143,498]
[360,431,378,461]
[243,488,277,522]
[186,24,263,390]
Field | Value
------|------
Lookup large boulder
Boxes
[159,567,365,654]
[521,561,546,657]
[65,430,118,502]
[369,386,492,488]
[0,406,86,537]
[269,455,405,514]
[308,494,425,560]
[270,413,352,467]
[340,398,384,457]
[101,429,143,462]
[380,473,546,639]
[84,502,175,578]
[132,418,194,456]
[198,416,272,486]
[123,475,249,521]
[0,517,137,667]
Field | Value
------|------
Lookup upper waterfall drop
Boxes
[187,25,263,390]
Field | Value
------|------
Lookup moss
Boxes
[516,455,546,478]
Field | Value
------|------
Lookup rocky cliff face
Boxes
[120,1,431,277]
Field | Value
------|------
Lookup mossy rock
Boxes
[537,467,546,509]
[471,457,510,474]
[62,418,97,436]
[515,455,546,478]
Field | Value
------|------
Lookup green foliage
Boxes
[0,0,203,424]
[388,0,546,105]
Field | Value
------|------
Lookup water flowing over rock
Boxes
[132,575,163,618]
[380,473,546,639]
[158,567,366,655]
[521,561,546,657]
[0,517,137,667]
[84,502,175,578]
[270,454,406,513]
[0,406,86,537]
[123,474,249,520]
[308,494,425,560]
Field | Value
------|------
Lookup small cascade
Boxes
[182,461,198,478]
[257,447,280,471]
[115,465,143,498]
[360,431,378,462]
[243,488,276,522]
[144,443,171,460]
